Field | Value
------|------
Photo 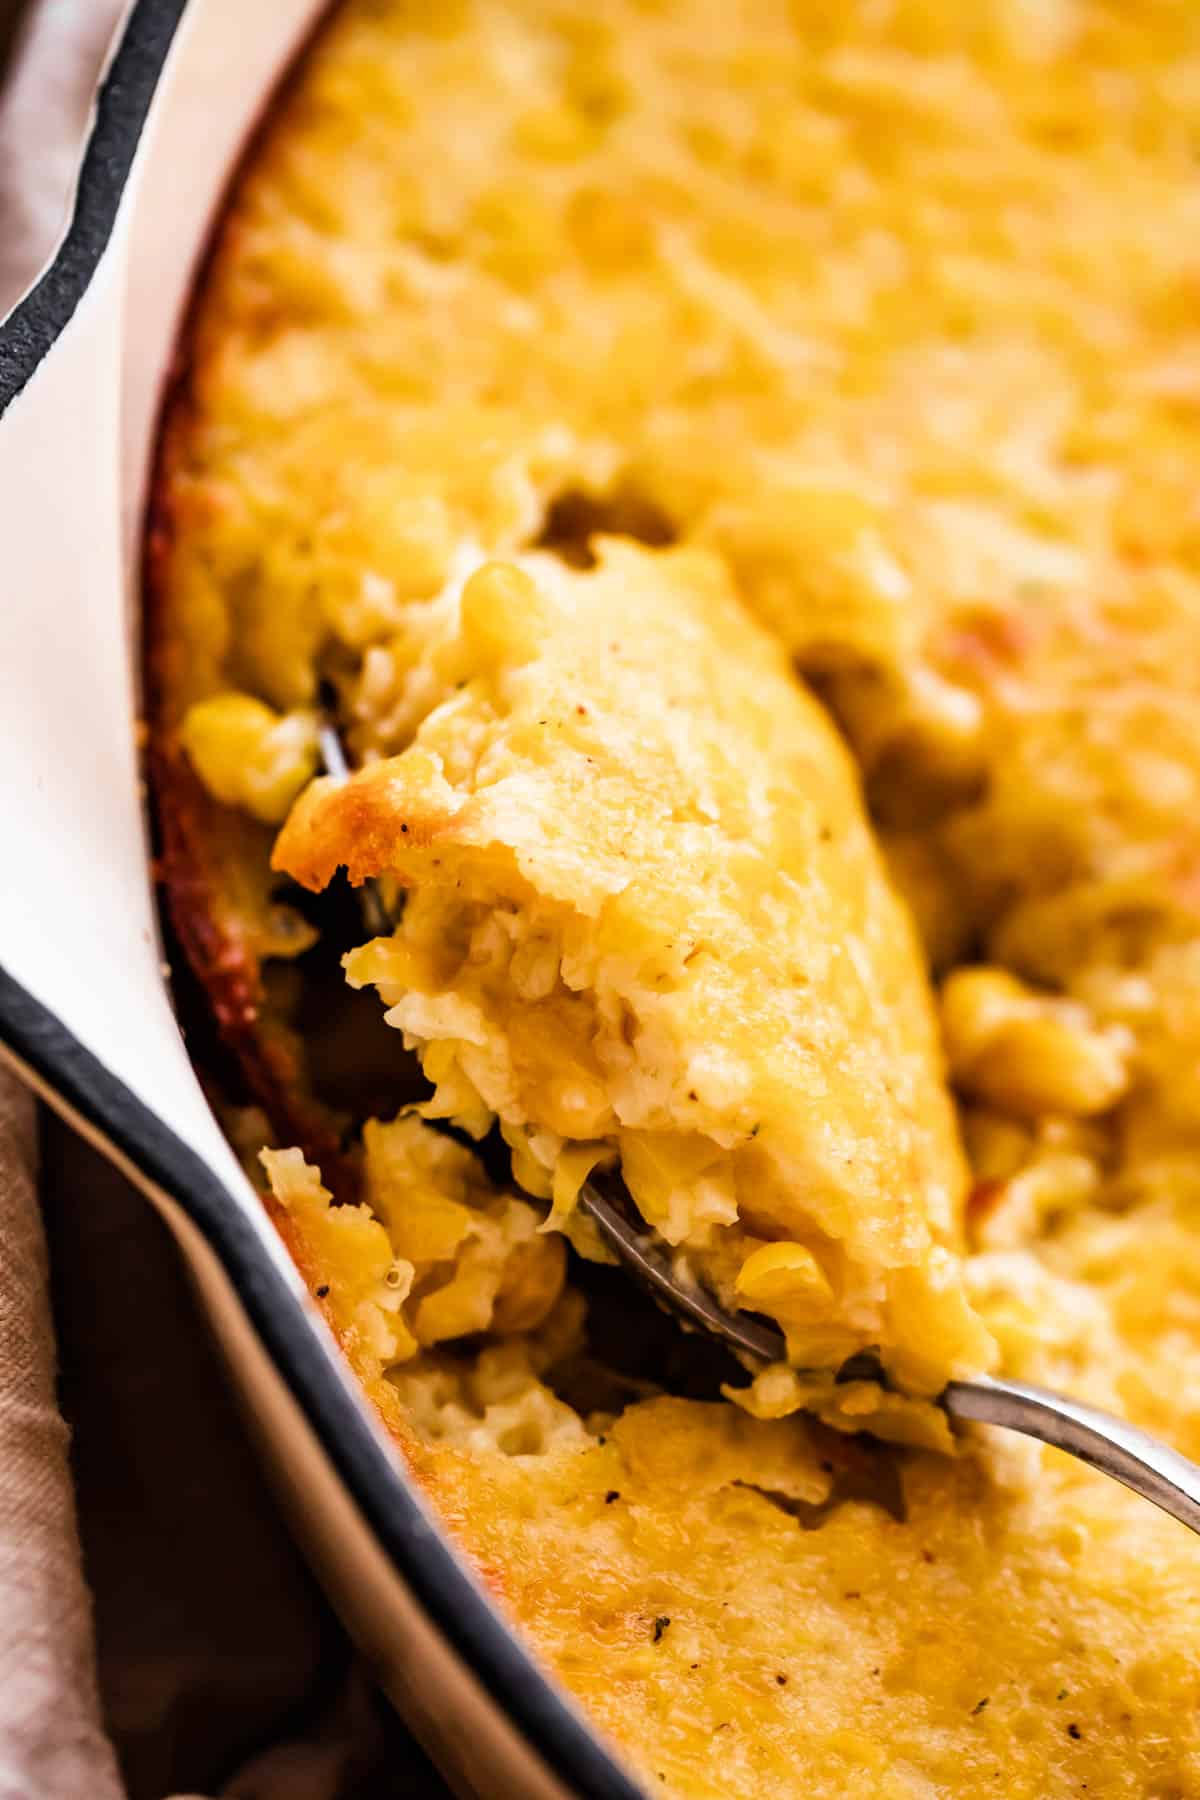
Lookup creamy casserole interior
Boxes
[149,2,1200,1794]
[273,539,994,1408]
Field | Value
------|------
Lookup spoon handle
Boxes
[944,1373,1200,1536]
[581,1176,1200,1535]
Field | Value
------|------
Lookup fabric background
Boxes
[0,4,452,1794]
[0,1078,125,1800]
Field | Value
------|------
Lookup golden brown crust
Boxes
[144,360,356,1196]
[137,0,376,1195]
[271,762,455,890]
[260,1177,519,1615]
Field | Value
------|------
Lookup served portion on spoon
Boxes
[273,537,996,1411]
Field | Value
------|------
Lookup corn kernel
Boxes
[736,1241,833,1309]
[942,967,1132,1120]
[179,692,319,824]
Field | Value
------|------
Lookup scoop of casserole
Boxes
[273,538,993,1394]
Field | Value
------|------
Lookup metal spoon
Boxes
[315,718,1200,1537]
[579,1175,1200,1537]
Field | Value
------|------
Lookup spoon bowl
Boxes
[579,1175,1200,1538]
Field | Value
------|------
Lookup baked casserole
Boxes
[149,1,1200,1793]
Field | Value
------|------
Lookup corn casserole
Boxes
[148,1,1200,1793]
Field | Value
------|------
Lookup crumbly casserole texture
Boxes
[150,0,1200,1794]
[274,540,992,1399]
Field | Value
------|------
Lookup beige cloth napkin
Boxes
[0,1074,125,1800]
[0,6,445,1796]
[0,0,125,312]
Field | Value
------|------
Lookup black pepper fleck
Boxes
[605,1490,620,1504]
[775,1674,788,1686]
[653,1616,671,1643]
[315,1285,330,1299]
[1068,1723,1082,1741]
[971,1698,989,1716]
